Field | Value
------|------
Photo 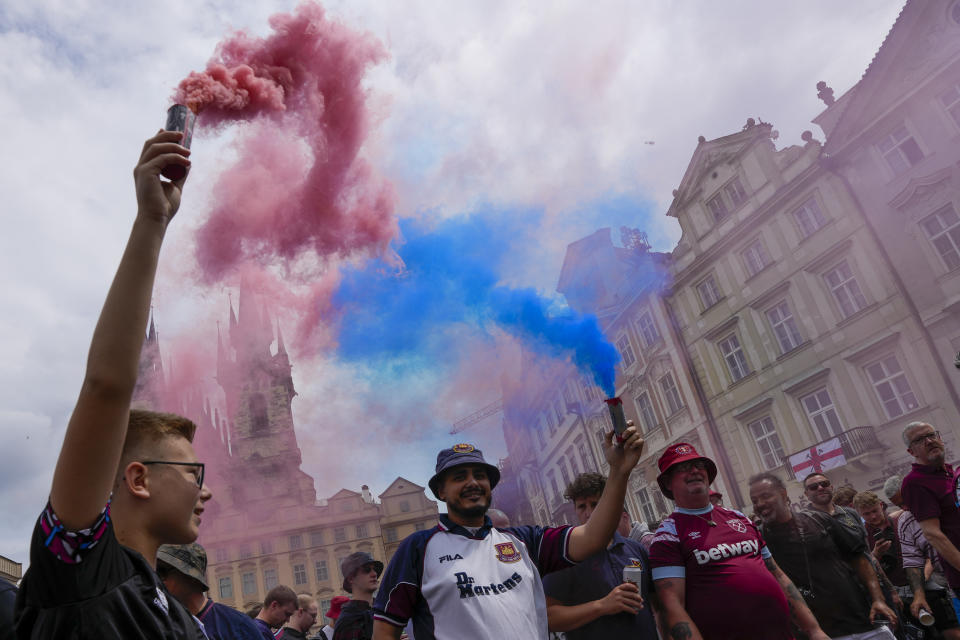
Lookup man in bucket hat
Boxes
[156,543,262,639]
[373,426,645,640]
[648,443,829,640]
[334,552,384,640]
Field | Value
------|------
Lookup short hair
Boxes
[882,475,902,501]
[564,473,606,502]
[833,485,857,506]
[116,410,197,484]
[748,472,785,492]
[852,491,883,511]
[264,585,297,608]
[802,472,829,488]
[297,593,316,610]
[903,421,931,447]
[246,604,262,618]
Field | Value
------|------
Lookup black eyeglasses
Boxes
[910,431,942,448]
[674,460,708,473]
[141,460,205,488]
[804,480,831,491]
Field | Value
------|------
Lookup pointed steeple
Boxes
[148,309,157,342]
[276,320,287,357]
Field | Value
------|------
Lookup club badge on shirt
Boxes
[726,519,747,533]
[495,542,522,563]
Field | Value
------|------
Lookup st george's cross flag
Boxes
[789,437,846,478]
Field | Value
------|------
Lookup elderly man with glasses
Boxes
[901,423,960,600]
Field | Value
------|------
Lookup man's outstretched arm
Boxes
[567,424,644,562]
[50,130,190,530]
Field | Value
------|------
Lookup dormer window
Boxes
[723,177,748,207]
[706,194,728,222]
[877,124,924,176]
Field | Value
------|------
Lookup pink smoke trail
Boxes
[174,1,396,352]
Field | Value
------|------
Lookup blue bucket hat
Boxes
[428,444,501,499]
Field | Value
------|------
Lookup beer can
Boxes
[918,607,935,626]
[162,104,196,181]
[622,566,643,591]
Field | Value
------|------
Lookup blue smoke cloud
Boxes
[333,208,620,396]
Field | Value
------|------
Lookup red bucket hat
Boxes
[326,595,350,620]
[656,442,717,499]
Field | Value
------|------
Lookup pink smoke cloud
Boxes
[174,1,397,353]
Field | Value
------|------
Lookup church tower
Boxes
[216,287,317,515]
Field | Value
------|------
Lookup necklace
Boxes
[687,511,717,527]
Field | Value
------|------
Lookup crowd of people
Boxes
[4,132,960,640]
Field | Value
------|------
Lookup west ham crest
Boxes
[495,542,522,563]
[726,519,747,533]
[675,445,692,455]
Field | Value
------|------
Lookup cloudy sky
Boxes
[0,0,903,565]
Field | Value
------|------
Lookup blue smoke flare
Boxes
[333,209,620,396]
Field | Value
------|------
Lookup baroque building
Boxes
[497,0,960,517]
[134,291,438,627]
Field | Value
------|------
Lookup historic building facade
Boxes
[497,0,960,517]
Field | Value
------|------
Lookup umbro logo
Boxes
[439,553,464,563]
[687,531,702,539]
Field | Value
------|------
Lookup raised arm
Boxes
[763,556,830,640]
[655,577,703,640]
[50,130,190,530]
[566,425,643,562]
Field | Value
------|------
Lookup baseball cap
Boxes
[656,442,718,499]
[427,443,501,499]
[325,595,350,620]
[340,551,383,593]
[157,542,209,590]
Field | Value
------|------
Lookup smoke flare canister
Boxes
[623,566,643,592]
[162,104,196,181]
[605,397,628,444]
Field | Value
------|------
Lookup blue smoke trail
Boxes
[333,209,620,396]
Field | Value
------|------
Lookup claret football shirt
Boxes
[649,505,791,640]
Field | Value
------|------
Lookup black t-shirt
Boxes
[14,503,206,639]
[763,510,872,637]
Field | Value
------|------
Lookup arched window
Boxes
[249,393,268,433]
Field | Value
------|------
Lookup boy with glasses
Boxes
[14,131,211,639]
[900,422,960,598]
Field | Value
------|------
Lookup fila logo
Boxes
[439,554,464,564]
[692,539,760,565]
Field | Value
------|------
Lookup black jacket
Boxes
[332,601,373,640]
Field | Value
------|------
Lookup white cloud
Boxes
[0,0,904,565]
